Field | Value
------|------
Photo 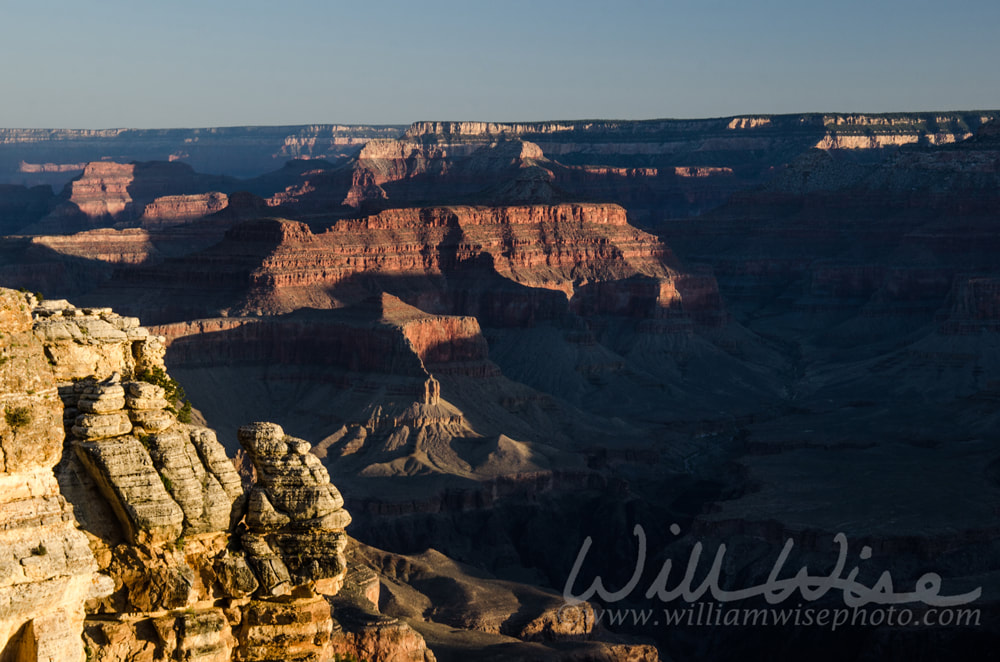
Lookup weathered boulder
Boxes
[237,422,352,598]
[124,382,169,411]
[72,411,133,441]
[73,435,185,546]
[142,428,234,535]
[33,300,165,383]
[76,384,126,413]
[238,422,348,525]
[151,608,234,662]
[213,551,259,599]
[237,597,333,662]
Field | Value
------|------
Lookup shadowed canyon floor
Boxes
[1,114,1000,660]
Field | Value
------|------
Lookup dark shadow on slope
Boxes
[0,183,56,234]
[0,237,117,298]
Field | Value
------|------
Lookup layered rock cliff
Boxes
[90,203,698,323]
[7,113,996,230]
[381,113,999,222]
[29,162,238,234]
[0,290,107,662]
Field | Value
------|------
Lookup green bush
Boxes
[135,366,186,402]
[177,400,193,424]
[5,406,31,430]
[136,366,193,423]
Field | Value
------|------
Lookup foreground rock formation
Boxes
[0,289,108,662]
[0,292,417,661]
[0,290,660,661]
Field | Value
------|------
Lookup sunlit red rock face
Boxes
[61,161,136,219]
[31,229,160,265]
[250,203,676,315]
[90,203,722,329]
[341,138,553,207]
[140,192,229,226]
[26,161,238,234]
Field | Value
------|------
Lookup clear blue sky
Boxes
[2,0,998,128]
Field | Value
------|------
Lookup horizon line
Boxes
[3,109,1000,133]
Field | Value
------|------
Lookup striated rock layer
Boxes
[20,161,239,235]
[93,202,723,330]
[0,289,109,662]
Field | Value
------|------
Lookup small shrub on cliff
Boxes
[136,366,193,422]
[5,405,31,430]
[177,399,193,424]
[30,543,47,556]
[136,366,186,400]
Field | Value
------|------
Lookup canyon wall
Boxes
[6,112,997,230]
[0,290,106,662]
[29,162,238,234]
[89,202,703,326]
[5,116,1000,660]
